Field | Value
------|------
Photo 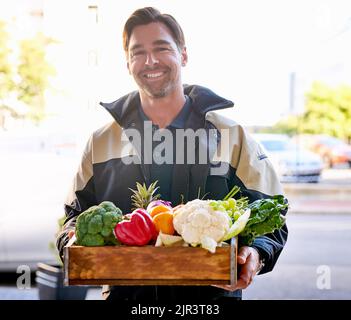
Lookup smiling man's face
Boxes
[127,22,187,99]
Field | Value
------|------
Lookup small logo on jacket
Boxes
[258,153,267,160]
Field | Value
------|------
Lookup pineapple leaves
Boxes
[129,181,161,210]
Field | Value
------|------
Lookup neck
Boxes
[140,88,186,128]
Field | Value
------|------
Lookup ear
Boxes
[181,46,188,67]
[127,61,131,75]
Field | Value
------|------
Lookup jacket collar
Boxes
[100,84,234,127]
[100,85,233,205]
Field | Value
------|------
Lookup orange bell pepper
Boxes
[152,211,175,235]
[149,204,172,218]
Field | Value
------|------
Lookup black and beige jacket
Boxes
[57,85,288,300]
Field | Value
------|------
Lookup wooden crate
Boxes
[64,237,237,286]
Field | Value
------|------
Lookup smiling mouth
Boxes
[143,71,165,79]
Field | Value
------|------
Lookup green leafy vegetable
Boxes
[239,195,288,246]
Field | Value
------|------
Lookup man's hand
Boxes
[68,230,75,239]
[213,246,261,292]
[66,230,76,247]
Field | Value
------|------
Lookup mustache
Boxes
[140,66,169,73]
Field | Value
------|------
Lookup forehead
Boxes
[128,22,177,50]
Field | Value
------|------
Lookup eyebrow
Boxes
[129,39,172,52]
[153,40,172,46]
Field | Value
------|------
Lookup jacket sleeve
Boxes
[56,135,97,261]
[231,127,289,275]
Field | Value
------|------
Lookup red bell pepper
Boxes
[132,208,158,241]
[114,211,153,246]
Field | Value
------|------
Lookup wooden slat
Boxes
[67,246,230,280]
[68,279,232,286]
[230,237,237,286]
[64,240,237,286]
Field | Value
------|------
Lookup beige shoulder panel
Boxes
[91,121,137,164]
[65,121,137,204]
[206,111,284,196]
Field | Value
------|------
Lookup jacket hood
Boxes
[99,84,234,126]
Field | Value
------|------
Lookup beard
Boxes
[135,67,176,99]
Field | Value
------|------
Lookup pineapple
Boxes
[129,181,161,210]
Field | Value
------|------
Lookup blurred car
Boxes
[252,133,324,183]
[294,134,351,168]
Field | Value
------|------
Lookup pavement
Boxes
[0,286,102,300]
[243,212,351,300]
[287,198,351,214]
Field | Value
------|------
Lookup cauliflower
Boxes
[76,201,123,246]
[173,199,231,253]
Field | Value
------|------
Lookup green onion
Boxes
[223,185,240,200]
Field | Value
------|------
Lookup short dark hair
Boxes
[123,7,185,53]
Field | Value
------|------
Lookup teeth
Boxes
[146,72,163,78]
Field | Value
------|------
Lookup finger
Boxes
[234,278,248,290]
[237,246,250,264]
[235,274,255,290]
[212,284,238,292]
[212,273,255,291]
[68,230,75,239]
[237,257,257,287]
[238,272,252,288]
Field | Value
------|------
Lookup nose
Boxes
[145,52,159,66]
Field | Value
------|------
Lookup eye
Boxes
[156,47,170,52]
[130,50,145,58]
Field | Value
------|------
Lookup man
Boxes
[57,7,288,301]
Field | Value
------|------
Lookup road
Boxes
[0,212,350,300]
[243,212,351,300]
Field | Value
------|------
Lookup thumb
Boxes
[237,246,250,264]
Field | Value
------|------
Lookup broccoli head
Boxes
[76,201,123,246]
